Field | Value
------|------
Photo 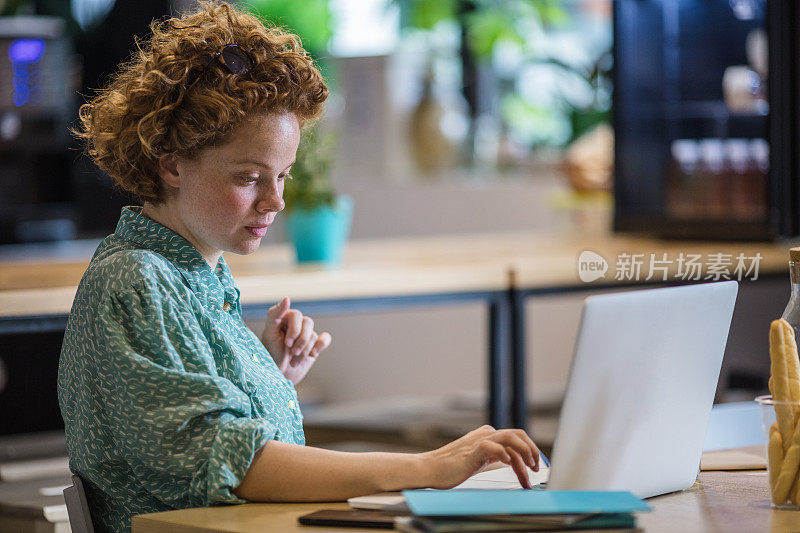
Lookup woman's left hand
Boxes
[261,297,332,385]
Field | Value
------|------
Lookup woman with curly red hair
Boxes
[58,2,540,531]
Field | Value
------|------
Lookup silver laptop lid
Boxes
[547,281,738,498]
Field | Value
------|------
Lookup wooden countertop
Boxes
[0,235,513,318]
[130,471,798,533]
[0,230,795,318]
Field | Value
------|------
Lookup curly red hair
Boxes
[74,0,328,204]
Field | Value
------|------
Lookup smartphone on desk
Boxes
[298,509,408,529]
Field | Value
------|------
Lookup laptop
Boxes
[348,281,739,509]
[547,281,738,498]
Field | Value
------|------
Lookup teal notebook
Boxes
[402,490,651,517]
[395,513,637,533]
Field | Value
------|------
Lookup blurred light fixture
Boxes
[71,0,116,31]
[729,0,760,21]
[329,0,398,57]
[8,38,45,106]
[0,111,21,139]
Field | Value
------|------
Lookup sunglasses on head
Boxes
[184,44,253,92]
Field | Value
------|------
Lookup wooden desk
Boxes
[0,236,516,427]
[3,230,792,321]
[0,235,513,323]
[130,471,798,533]
[1,231,796,429]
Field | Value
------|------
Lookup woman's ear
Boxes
[157,153,181,189]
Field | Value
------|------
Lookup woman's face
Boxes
[166,111,300,262]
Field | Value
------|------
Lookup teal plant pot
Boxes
[285,195,353,264]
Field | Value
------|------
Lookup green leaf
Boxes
[245,0,333,56]
[283,124,338,212]
[526,0,569,27]
[465,8,523,60]
[406,0,458,30]
[500,93,572,146]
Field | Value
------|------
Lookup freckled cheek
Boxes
[209,189,254,225]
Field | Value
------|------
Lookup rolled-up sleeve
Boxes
[94,279,273,507]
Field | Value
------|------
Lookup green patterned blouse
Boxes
[57,206,304,533]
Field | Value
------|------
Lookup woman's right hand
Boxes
[419,425,541,490]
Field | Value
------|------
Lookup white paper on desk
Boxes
[348,466,550,510]
[348,492,407,510]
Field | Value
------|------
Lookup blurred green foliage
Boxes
[245,0,337,211]
[245,0,332,57]
[466,1,567,60]
[398,0,567,60]
[405,0,456,30]
[500,93,570,146]
[244,0,334,81]
[283,124,337,212]
[399,0,611,147]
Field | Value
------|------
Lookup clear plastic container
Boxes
[756,395,800,509]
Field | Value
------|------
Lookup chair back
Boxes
[63,474,95,533]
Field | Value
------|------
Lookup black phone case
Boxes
[297,509,407,529]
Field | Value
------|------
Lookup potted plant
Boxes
[283,124,352,264]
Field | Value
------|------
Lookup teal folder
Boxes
[402,489,651,517]
[396,513,637,533]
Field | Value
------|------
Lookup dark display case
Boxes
[0,16,78,244]
[0,1,170,245]
[613,0,800,240]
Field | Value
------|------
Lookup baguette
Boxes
[769,422,783,498]
[795,471,800,507]
[771,415,800,505]
[769,319,798,453]
[785,322,800,419]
